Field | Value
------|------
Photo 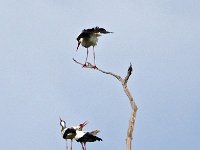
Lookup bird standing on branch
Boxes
[60,117,88,150]
[76,26,113,68]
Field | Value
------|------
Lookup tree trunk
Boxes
[73,59,138,150]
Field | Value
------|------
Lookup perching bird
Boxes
[60,117,88,150]
[76,26,113,67]
[75,130,102,150]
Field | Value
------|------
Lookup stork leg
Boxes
[84,142,86,150]
[83,48,89,67]
[92,46,97,68]
[70,140,73,150]
[81,143,84,150]
[66,141,68,150]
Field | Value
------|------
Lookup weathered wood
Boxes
[73,59,138,150]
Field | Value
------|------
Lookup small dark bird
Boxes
[128,62,132,74]
[76,26,113,67]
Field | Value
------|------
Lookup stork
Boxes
[76,26,113,68]
[75,130,102,150]
[59,117,88,150]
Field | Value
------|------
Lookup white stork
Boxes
[76,26,113,68]
[59,117,88,150]
[75,130,102,150]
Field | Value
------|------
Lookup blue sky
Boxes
[0,0,200,150]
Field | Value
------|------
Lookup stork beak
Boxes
[59,116,62,122]
[76,41,81,51]
[80,121,88,128]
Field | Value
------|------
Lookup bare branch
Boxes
[96,67,122,81]
[72,58,94,69]
[124,62,132,84]
[73,59,138,150]
[73,58,122,81]
[126,105,137,150]
[122,63,135,109]
[122,83,135,110]
[122,64,137,150]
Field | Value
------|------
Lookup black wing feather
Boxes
[63,128,76,139]
[76,31,91,41]
[77,132,102,142]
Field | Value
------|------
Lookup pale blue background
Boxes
[0,0,200,150]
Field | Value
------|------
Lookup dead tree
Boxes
[73,59,138,150]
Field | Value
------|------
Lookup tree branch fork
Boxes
[73,58,138,150]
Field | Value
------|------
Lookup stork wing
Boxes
[90,130,100,136]
[76,132,102,142]
[85,26,113,34]
[76,31,91,41]
[63,128,76,139]
[96,27,113,34]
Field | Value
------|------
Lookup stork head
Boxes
[75,121,88,130]
[76,41,81,51]
[59,117,66,128]
[76,35,82,51]
[76,30,91,51]
[80,121,88,129]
